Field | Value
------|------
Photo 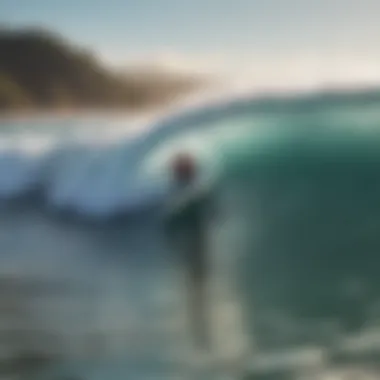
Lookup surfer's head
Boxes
[171,153,196,185]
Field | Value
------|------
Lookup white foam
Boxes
[0,92,259,217]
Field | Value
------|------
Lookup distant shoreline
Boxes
[0,105,174,122]
[2,84,380,123]
[0,28,212,117]
[0,88,218,122]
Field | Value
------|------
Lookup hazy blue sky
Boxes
[1,0,380,87]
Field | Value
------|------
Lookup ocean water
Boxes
[2,90,380,379]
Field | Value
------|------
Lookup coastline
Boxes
[0,107,162,122]
[0,87,220,125]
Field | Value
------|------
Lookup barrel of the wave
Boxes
[221,127,380,377]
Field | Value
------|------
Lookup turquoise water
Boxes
[1,90,380,378]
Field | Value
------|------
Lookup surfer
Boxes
[164,153,215,352]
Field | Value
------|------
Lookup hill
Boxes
[0,28,208,112]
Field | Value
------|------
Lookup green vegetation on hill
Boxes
[0,28,207,111]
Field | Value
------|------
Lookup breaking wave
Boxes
[0,88,380,219]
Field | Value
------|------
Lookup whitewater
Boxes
[2,88,380,379]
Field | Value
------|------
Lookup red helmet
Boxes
[171,153,196,182]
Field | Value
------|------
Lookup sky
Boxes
[1,0,380,89]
